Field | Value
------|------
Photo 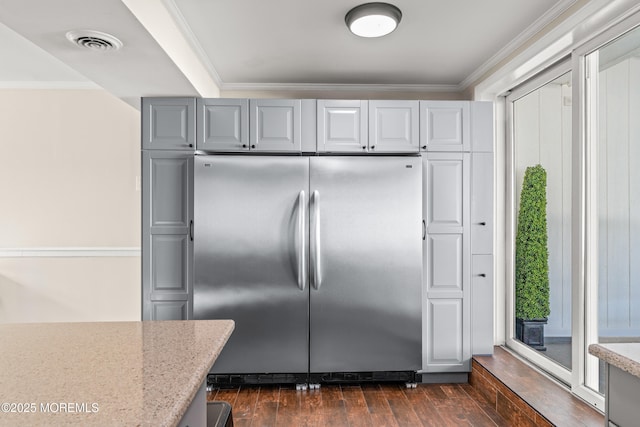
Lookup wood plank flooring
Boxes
[207,383,511,426]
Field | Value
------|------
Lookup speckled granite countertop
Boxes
[589,343,640,379]
[0,320,234,427]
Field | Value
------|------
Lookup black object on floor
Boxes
[207,401,233,427]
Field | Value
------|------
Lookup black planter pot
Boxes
[516,318,547,351]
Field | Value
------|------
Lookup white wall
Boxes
[0,89,141,323]
[598,56,640,337]
[514,82,572,337]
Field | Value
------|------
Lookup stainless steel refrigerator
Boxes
[194,155,422,380]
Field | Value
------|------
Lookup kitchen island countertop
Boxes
[0,320,234,426]
[589,342,640,379]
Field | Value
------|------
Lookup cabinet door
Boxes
[424,153,468,233]
[420,101,470,152]
[142,98,195,151]
[425,299,466,370]
[197,98,249,151]
[317,100,368,152]
[422,153,470,372]
[471,101,493,152]
[472,255,493,355]
[368,100,419,153]
[142,151,193,320]
[471,153,493,255]
[250,99,301,152]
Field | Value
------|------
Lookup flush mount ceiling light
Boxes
[65,30,123,52]
[345,2,402,38]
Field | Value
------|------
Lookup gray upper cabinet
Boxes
[420,101,470,152]
[317,100,368,152]
[471,101,493,152]
[142,151,193,321]
[142,98,196,151]
[369,100,419,153]
[250,99,301,152]
[197,98,249,151]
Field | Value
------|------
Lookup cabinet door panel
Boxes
[426,234,463,294]
[424,299,467,370]
[150,234,189,295]
[198,99,249,151]
[471,153,493,254]
[471,101,494,152]
[420,101,470,151]
[142,98,195,151]
[152,301,188,320]
[250,99,301,152]
[472,254,493,355]
[317,100,368,152]
[369,100,419,153]
[150,156,190,229]
[424,153,468,233]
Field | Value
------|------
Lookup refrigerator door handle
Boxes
[311,190,322,290]
[296,190,307,291]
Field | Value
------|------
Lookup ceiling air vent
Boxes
[65,30,123,52]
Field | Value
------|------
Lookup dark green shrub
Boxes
[515,165,550,320]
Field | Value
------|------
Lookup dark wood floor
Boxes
[207,382,511,426]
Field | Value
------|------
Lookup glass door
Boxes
[583,22,640,396]
[506,60,573,384]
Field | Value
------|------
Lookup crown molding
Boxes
[219,82,460,93]
[459,0,578,91]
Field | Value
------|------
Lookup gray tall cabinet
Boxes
[141,98,195,320]
[421,101,494,377]
[141,97,494,377]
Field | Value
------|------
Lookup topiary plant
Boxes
[515,164,550,320]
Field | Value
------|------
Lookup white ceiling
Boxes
[0,0,574,105]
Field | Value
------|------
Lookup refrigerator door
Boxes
[309,156,422,373]
[194,155,309,374]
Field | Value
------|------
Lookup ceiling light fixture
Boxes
[66,30,123,52]
[345,2,402,38]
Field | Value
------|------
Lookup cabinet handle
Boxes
[189,220,194,241]
[370,145,375,150]
[421,145,427,149]
[422,220,426,240]
[251,144,256,149]
[242,144,247,148]
[478,273,486,277]
[478,222,486,226]
[188,143,193,148]
[362,146,366,150]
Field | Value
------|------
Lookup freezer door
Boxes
[309,156,422,373]
[194,155,309,374]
